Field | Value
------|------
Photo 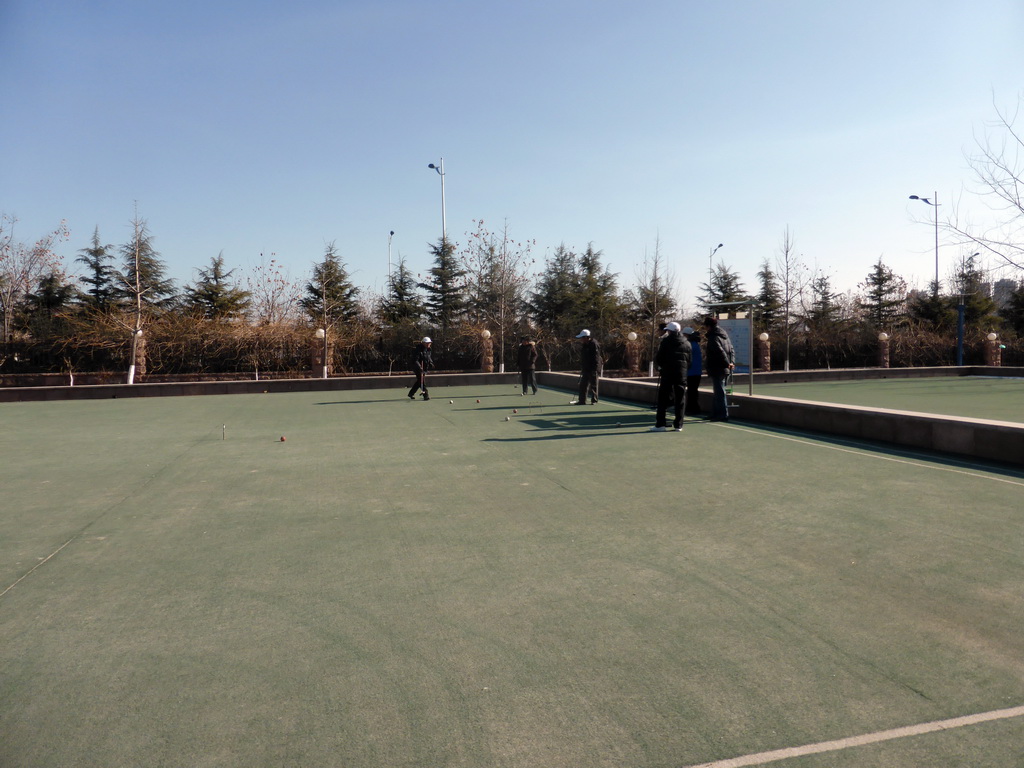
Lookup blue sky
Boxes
[3,0,1022,314]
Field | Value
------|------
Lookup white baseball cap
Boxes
[682,326,695,335]
[665,322,681,333]
[576,329,591,338]
[421,337,432,343]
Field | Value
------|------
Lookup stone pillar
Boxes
[311,337,333,377]
[481,334,494,372]
[877,332,890,369]
[985,333,1002,366]
[757,333,771,372]
[625,337,640,375]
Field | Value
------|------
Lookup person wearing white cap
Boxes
[650,321,691,432]
[573,329,601,404]
[407,336,433,400]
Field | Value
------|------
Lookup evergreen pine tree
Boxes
[575,244,622,334]
[908,286,955,330]
[185,253,252,319]
[754,259,784,331]
[76,227,117,311]
[117,215,177,310]
[380,257,425,323]
[858,258,907,329]
[1001,281,1024,334]
[700,263,747,313]
[528,244,578,335]
[300,242,361,325]
[417,237,466,336]
[950,253,998,327]
[806,273,841,329]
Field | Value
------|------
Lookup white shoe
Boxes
[649,426,667,432]
[673,427,683,432]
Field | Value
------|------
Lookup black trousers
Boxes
[408,369,428,397]
[685,374,702,414]
[578,369,599,403]
[520,369,537,394]
[656,377,687,428]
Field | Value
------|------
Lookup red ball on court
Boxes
[476,399,480,403]
[280,436,286,442]
[513,409,518,414]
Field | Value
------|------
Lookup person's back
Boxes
[517,340,537,370]
[687,334,702,376]
[580,338,600,370]
[702,317,734,421]
[705,325,733,373]
[656,332,691,382]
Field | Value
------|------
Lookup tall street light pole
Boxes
[909,192,939,294]
[708,243,724,290]
[388,230,394,289]
[428,158,446,244]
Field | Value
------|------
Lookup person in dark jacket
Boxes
[574,329,601,404]
[650,322,692,431]
[703,316,735,421]
[517,337,538,395]
[407,337,433,400]
[683,326,703,415]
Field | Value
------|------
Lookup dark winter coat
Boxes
[579,338,601,372]
[412,343,433,373]
[704,326,735,374]
[655,332,692,383]
[517,342,538,371]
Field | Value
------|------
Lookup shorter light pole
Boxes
[388,231,394,288]
[709,243,724,286]
[428,159,446,243]
[315,328,328,379]
[909,193,939,293]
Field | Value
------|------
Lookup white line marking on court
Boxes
[720,422,1024,487]
[0,536,77,600]
[683,704,1024,767]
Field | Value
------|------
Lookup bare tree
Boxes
[460,219,535,371]
[774,226,809,371]
[246,254,301,325]
[0,214,70,347]
[949,95,1024,272]
[627,234,676,373]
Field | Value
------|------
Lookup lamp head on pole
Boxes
[909,195,935,206]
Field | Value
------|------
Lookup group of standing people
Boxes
[407,318,735,430]
[650,316,735,430]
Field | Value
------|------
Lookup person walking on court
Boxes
[703,316,735,421]
[683,326,703,415]
[408,337,433,400]
[517,336,538,395]
[650,321,691,432]
[574,329,601,404]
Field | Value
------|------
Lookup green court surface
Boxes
[3,384,1024,767]
[753,376,1024,423]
